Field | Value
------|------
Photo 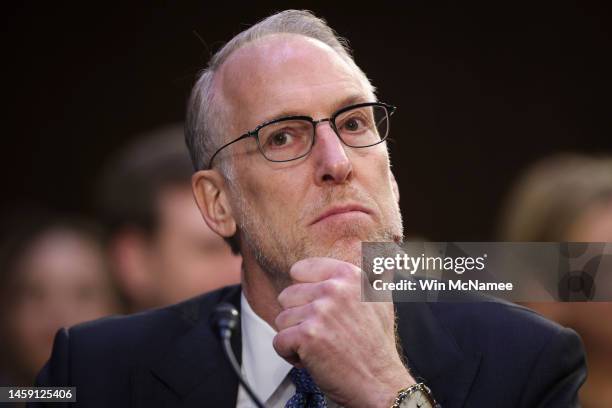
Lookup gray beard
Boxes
[239,209,403,293]
[231,182,404,292]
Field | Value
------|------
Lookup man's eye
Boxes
[342,117,365,132]
[269,132,291,146]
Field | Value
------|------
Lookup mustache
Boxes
[300,186,377,224]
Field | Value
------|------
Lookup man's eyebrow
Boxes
[332,94,373,112]
[260,94,373,124]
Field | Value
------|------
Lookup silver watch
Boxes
[391,383,438,408]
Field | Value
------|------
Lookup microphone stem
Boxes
[221,336,266,408]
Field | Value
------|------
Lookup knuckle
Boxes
[320,279,340,296]
[322,278,355,301]
[336,261,360,280]
[310,299,328,317]
[300,319,319,341]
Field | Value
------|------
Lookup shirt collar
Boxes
[240,291,293,402]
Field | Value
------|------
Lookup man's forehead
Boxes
[220,34,343,81]
[215,34,371,130]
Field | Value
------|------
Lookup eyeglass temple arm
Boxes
[207,132,253,169]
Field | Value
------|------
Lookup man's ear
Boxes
[191,170,237,238]
[390,171,400,204]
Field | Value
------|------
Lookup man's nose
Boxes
[311,121,352,185]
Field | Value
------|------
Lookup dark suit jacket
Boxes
[31,285,586,407]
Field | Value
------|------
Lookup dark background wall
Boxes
[3,2,611,240]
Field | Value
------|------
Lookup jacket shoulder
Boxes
[426,299,576,352]
[406,299,586,407]
[35,285,240,393]
[67,284,240,361]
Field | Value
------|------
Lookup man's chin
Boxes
[306,236,365,267]
[307,229,403,267]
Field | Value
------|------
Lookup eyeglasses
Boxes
[207,101,396,169]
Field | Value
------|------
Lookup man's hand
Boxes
[273,257,415,408]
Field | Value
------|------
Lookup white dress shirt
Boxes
[236,292,340,408]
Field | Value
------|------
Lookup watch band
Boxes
[390,382,440,408]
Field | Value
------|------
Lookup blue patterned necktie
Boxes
[285,368,328,408]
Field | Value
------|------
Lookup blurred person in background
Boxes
[499,153,612,407]
[96,124,242,313]
[0,212,121,386]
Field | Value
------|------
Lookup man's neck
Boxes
[241,259,284,330]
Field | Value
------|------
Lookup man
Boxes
[96,125,242,311]
[34,10,585,407]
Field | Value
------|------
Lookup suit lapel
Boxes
[145,285,242,408]
[395,301,481,408]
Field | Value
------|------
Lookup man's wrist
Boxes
[375,369,417,408]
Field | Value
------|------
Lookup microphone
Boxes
[213,302,240,340]
[211,303,266,408]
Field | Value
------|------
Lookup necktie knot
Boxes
[285,368,327,408]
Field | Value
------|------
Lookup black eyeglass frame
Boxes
[207,101,397,169]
